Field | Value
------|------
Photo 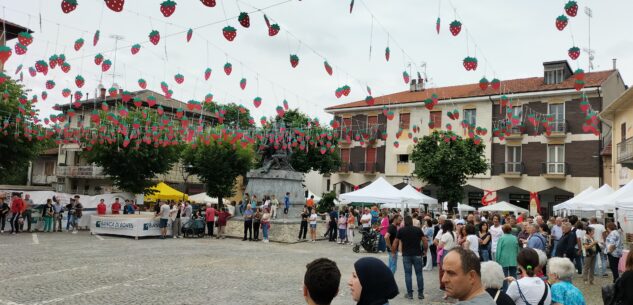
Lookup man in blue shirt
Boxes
[243,205,253,241]
[284,192,290,217]
[526,223,547,252]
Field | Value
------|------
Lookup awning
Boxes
[145,182,188,202]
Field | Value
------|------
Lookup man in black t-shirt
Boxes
[393,215,428,300]
[385,214,402,274]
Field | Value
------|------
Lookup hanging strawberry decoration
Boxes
[565,1,578,17]
[147,95,157,107]
[449,20,462,36]
[174,73,184,84]
[463,57,478,71]
[61,0,78,13]
[94,53,104,65]
[365,96,375,106]
[15,64,22,75]
[104,0,124,12]
[49,55,59,69]
[14,43,27,55]
[393,141,399,148]
[17,32,33,46]
[268,24,280,37]
[479,77,489,90]
[200,0,216,7]
[186,28,193,42]
[239,78,247,90]
[238,12,250,28]
[253,97,262,108]
[108,87,118,97]
[385,47,390,61]
[222,26,237,41]
[138,78,147,89]
[46,80,56,90]
[323,61,333,76]
[28,66,36,77]
[204,67,212,80]
[131,43,141,55]
[74,38,84,51]
[402,71,410,84]
[74,91,83,101]
[75,75,85,88]
[335,87,343,99]
[35,60,49,75]
[101,59,112,72]
[0,46,11,65]
[160,0,176,17]
[62,88,71,98]
[342,85,351,96]
[93,30,100,46]
[568,46,580,60]
[289,54,299,68]
[555,15,568,31]
[204,93,213,104]
[436,17,441,34]
[283,99,289,110]
[223,62,232,75]
[149,30,160,45]
[490,78,501,90]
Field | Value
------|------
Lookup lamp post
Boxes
[180,163,194,201]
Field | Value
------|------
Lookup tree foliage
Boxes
[411,131,488,210]
[204,102,254,128]
[81,110,182,194]
[181,138,254,207]
[0,79,52,184]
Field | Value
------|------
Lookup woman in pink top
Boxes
[205,204,216,237]
[379,211,389,252]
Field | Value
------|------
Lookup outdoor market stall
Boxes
[478,201,529,215]
[89,213,171,239]
[565,184,613,211]
[340,177,417,208]
[144,182,188,202]
[577,181,633,212]
[553,186,595,214]
[189,192,230,205]
[399,185,438,207]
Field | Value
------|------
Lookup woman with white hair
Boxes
[534,249,548,280]
[481,261,516,305]
[547,257,586,305]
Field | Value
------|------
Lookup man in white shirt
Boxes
[360,208,372,232]
[550,217,563,256]
[489,214,503,260]
[589,217,607,277]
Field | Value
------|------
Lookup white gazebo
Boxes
[564,184,613,211]
[396,184,438,208]
[553,186,595,213]
[478,201,529,214]
[340,177,417,207]
[189,192,230,205]
[579,181,633,212]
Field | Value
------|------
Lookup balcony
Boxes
[338,162,351,173]
[493,162,525,178]
[56,165,107,179]
[541,162,569,179]
[546,120,568,138]
[618,137,633,169]
[361,162,378,174]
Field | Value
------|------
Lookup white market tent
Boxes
[478,201,529,214]
[189,193,230,205]
[457,203,476,212]
[565,184,613,211]
[578,181,633,212]
[553,186,595,212]
[340,177,417,206]
[399,185,439,206]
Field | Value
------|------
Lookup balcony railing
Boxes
[617,137,633,165]
[541,162,569,175]
[493,162,525,176]
[56,165,106,178]
[549,120,568,134]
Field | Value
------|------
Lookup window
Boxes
[343,118,351,129]
[326,179,331,191]
[366,147,377,172]
[77,114,84,128]
[398,154,409,163]
[511,106,523,133]
[505,146,522,174]
[547,145,565,174]
[44,160,55,176]
[429,111,442,129]
[622,123,627,141]
[545,68,564,84]
[548,103,565,132]
[367,115,378,127]
[464,109,476,126]
[399,113,410,129]
[340,148,350,163]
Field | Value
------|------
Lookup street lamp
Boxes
[180,163,194,201]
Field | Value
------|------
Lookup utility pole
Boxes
[584,7,595,72]
[109,34,125,84]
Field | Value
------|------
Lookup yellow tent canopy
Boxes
[145,182,188,202]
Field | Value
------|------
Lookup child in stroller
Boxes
[352,226,380,253]
[182,216,205,238]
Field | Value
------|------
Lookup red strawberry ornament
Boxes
[104,0,124,12]
[28,67,36,77]
[62,88,71,98]
[74,38,84,51]
[35,60,49,75]
[131,43,141,55]
[94,53,104,65]
[268,24,280,37]
[491,78,501,90]
[186,28,193,42]
[289,54,299,68]
[239,78,247,90]
[0,46,12,65]
[93,30,100,46]
[17,32,33,46]
[160,0,176,17]
[61,0,78,14]
[565,1,578,17]
[223,62,232,75]
[385,47,390,61]
[568,46,580,60]
[324,61,333,76]
[200,0,216,7]
[101,59,112,72]
[462,57,478,71]
[479,77,489,91]
[138,78,147,89]
[75,75,85,88]
[204,68,212,80]
[174,73,184,84]
[49,55,59,69]
[449,20,462,36]
[14,43,27,55]
[253,97,262,108]
[238,12,250,28]
[46,80,56,90]
[555,15,568,31]
[149,30,160,45]
[402,71,410,84]
[222,26,237,41]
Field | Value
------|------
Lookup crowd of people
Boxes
[1,192,85,234]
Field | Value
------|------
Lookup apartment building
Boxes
[600,87,633,189]
[325,60,626,216]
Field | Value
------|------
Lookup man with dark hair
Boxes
[392,215,427,300]
[442,247,494,304]
[385,214,402,274]
[303,258,341,305]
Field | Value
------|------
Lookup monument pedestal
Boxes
[244,169,306,216]
[224,218,328,243]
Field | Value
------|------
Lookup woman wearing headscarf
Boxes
[348,257,399,305]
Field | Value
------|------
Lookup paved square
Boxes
[0,232,607,305]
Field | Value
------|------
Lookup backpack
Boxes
[516,279,549,305]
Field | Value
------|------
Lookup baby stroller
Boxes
[182,218,205,238]
[352,228,380,253]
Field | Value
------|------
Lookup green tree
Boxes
[204,102,254,128]
[0,79,52,184]
[411,130,488,211]
[274,108,310,127]
[181,137,254,207]
[316,191,337,213]
[81,110,182,194]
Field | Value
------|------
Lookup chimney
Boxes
[613,58,617,70]
[100,87,106,99]
[410,79,417,92]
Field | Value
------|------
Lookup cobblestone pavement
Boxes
[0,232,610,305]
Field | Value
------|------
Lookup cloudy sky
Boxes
[2,0,631,124]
